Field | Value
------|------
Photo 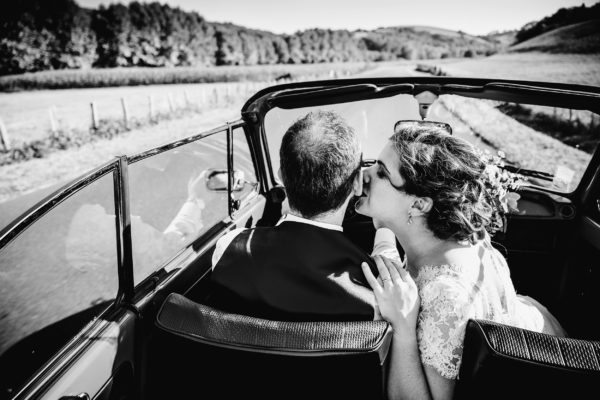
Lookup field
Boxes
[0,81,267,147]
[432,52,600,86]
[0,62,373,92]
[0,53,599,208]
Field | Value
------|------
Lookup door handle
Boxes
[59,393,90,400]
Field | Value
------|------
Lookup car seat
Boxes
[148,293,393,399]
[456,319,600,399]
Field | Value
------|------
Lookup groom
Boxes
[206,110,397,321]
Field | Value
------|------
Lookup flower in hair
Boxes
[478,149,526,233]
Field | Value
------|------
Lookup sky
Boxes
[77,0,597,36]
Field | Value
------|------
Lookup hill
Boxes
[483,30,518,47]
[359,26,500,60]
[509,19,600,54]
[515,2,600,44]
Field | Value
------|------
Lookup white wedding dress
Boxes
[414,238,566,380]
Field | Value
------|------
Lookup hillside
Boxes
[515,2,600,44]
[509,19,600,54]
[483,30,518,47]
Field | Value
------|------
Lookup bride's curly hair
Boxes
[390,125,504,244]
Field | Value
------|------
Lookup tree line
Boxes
[515,1,600,44]
[0,0,502,76]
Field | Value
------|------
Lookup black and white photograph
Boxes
[1,1,599,399]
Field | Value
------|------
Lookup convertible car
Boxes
[1,77,599,399]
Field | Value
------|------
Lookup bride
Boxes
[356,123,566,400]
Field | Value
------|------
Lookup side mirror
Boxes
[206,169,246,192]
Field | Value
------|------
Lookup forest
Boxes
[0,0,502,76]
[515,2,600,44]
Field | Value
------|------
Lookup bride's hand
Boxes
[362,255,420,339]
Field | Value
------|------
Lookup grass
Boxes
[431,52,600,86]
[439,95,591,191]
[0,81,269,146]
[509,19,600,54]
[0,62,373,92]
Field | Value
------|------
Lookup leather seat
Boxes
[148,293,393,399]
[456,319,600,399]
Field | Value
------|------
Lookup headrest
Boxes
[156,292,392,362]
[457,319,600,399]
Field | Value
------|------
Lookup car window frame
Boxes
[125,119,261,296]
[0,157,131,398]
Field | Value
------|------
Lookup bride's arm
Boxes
[362,256,461,400]
[386,331,432,400]
[362,256,433,399]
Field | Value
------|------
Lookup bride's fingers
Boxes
[394,262,417,288]
[361,262,381,291]
[374,255,392,284]
[385,257,402,282]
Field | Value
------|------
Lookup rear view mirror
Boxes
[394,120,452,135]
[206,169,246,192]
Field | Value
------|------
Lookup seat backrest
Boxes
[148,293,393,399]
[456,319,600,400]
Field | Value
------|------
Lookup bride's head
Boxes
[356,124,502,244]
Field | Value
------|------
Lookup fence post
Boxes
[167,93,175,113]
[48,107,58,136]
[200,88,206,106]
[213,87,219,106]
[0,117,10,151]
[226,84,232,102]
[148,95,154,122]
[121,97,129,129]
[90,102,98,130]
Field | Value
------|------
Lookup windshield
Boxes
[264,92,598,194]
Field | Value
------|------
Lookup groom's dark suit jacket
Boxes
[205,221,377,321]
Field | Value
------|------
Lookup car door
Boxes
[0,158,137,400]
[0,119,265,399]
[489,104,600,338]
[115,120,265,399]
[555,148,600,339]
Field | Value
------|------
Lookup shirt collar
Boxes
[277,212,343,232]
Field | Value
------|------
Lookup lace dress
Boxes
[414,239,566,380]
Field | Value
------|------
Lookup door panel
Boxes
[496,189,577,310]
[36,311,136,400]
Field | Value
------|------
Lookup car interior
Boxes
[1,78,599,400]
[139,80,600,399]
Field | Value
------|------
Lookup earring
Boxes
[407,212,413,225]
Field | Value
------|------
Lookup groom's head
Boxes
[280,110,362,219]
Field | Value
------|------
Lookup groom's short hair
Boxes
[280,110,361,219]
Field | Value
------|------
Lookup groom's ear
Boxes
[352,169,363,196]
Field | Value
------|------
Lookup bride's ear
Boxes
[412,197,433,215]
[352,169,363,196]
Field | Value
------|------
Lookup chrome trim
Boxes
[128,120,245,164]
[227,122,235,216]
[0,159,119,251]
[114,156,134,303]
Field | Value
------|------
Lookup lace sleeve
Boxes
[417,277,472,380]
